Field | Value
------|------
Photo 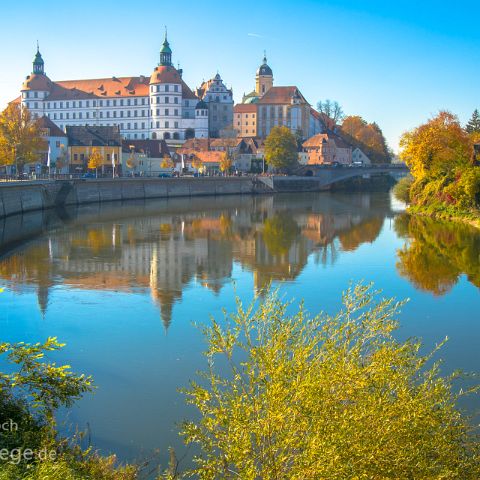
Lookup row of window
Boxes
[153,96,179,104]
[151,84,180,93]
[26,98,197,109]
[237,121,256,126]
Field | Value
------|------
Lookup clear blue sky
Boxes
[1,0,479,151]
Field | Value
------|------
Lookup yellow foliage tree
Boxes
[399,111,480,211]
[161,155,174,169]
[0,103,44,173]
[219,152,233,175]
[88,148,103,178]
[182,284,480,479]
[191,155,203,171]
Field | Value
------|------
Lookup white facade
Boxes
[20,40,209,142]
[352,147,371,165]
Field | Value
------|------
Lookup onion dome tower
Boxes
[255,51,273,97]
[159,28,172,67]
[149,30,183,140]
[21,43,51,118]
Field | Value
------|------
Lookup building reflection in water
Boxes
[0,193,393,329]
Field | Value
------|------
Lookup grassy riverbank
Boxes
[394,111,480,229]
[393,176,480,229]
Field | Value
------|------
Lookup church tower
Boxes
[33,43,45,75]
[159,29,172,66]
[255,52,273,97]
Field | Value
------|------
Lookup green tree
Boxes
[0,103,44,173]
[264,126,298,173]
[182,284,480,479]
[262,213,300,256]
[466,109,480,134]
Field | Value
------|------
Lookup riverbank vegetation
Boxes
[2,285,479,478]
[394,213,480,295]
[396,111,480,225]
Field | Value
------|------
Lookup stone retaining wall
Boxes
[0,178,255,218]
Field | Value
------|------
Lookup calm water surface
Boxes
[0,192,479,467]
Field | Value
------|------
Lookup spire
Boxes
[33,42,45,75]
[159,27,172,66]
[263,50,267,64]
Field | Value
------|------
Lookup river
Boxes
[0,191,479,470]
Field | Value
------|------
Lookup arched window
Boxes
[152,132,157,139]
[185,128,195,140]
[173,132,180,140]
[164,132,171,139]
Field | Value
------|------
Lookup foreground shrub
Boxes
[182,284,480,479]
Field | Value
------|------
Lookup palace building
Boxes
[235,54,324,139]
[19,35,210,142]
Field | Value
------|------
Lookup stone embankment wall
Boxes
[0,178,255,219]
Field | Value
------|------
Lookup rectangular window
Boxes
[165,121,169,128]
[86,101,89,107]
[79,112,82,119]
[113,111,116,118]
[165,97,169,103]
[113,100,116,106]
[86,112,89,119]
[142,122,145,129]
[174,85,178,92]
[79,101,82,108]
[60,102,63,109]
[73,112,76,119]
[120,111,124,117]
[174,109,178,116]
[80,154,85,161]
[120,99,124,106]
[174,97,178,104]
[174,121,178,128]
[134,99,138,106]
[93,100,96,107]
[165,108,169,116]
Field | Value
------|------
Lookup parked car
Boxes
[158,173,172,178]
[82,172,95,179]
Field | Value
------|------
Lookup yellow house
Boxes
[66,126,122,175]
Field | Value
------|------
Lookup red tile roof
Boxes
[20,70,198,101]
[234,104,257,113]
[258,86,308,105]
[303,132,352,149]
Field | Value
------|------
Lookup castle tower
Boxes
[255,52,273,97]
[194,100,209,138]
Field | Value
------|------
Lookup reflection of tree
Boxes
[262,214,300,257]
[395,214,480,295]
[338,217,384,251]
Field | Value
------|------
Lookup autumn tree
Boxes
[161,154,174,169]
[466,109,480,134]
[87,148,103,178]
[341,115,390,164]
[219,152,233,175]
[317,99,345,130]
[264,126,298,173]
[191,154,203,171]
[182,284,480,479]
[0,103,44,173]
[399,111,480,211]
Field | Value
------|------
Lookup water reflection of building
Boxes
[0,194,393,328]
